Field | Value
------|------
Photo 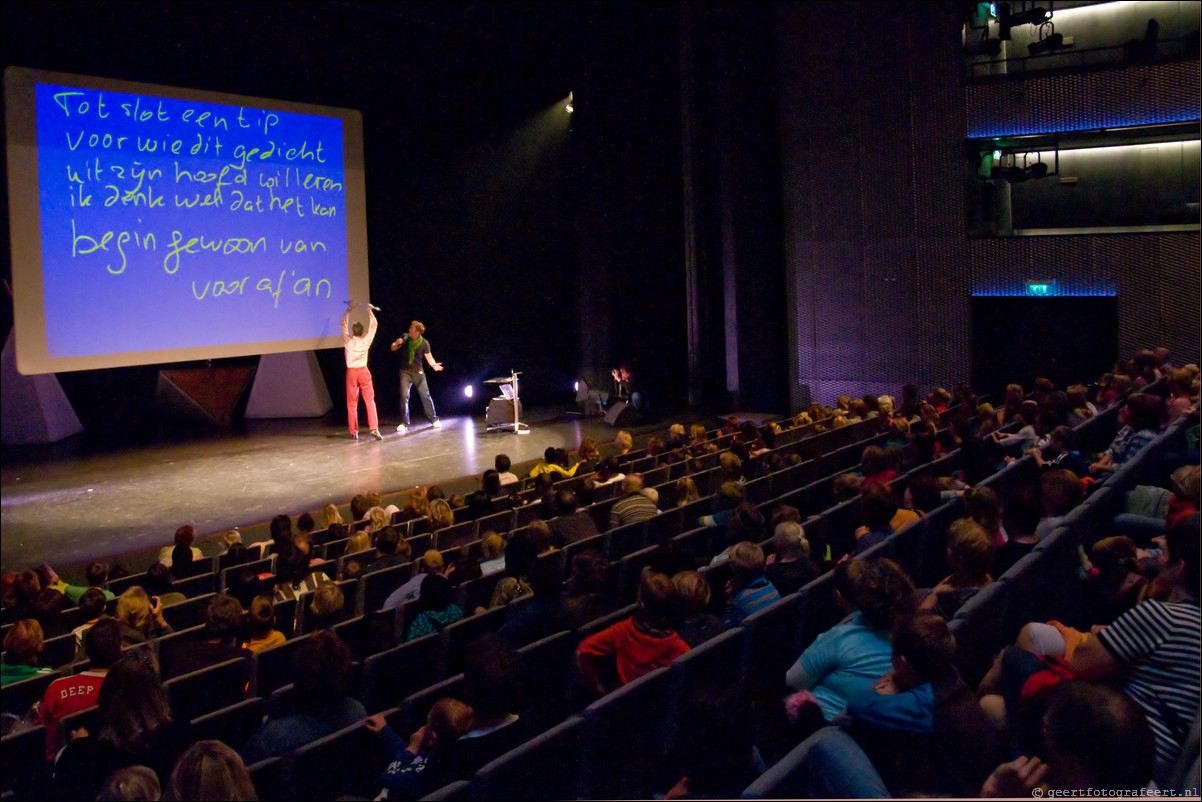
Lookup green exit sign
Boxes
[1027,281,1055,296]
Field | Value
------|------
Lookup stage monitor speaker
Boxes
[486,398,522,426]
[604,400,631,427]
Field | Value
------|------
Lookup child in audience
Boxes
[243,594,286,652]
[844,612,1003,797]
[1090,392,1164,476]
[365,697,474,801]
[920,518,995,619]
[405,575,463,642]
[723,542,781,626]
[577,569,690,695]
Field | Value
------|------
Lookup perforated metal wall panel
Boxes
[968,233,1200,362]
[778,3,970,411]
[966,62,1202,137]
[778,4,1199,413]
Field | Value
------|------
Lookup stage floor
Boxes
[1,407,692,575]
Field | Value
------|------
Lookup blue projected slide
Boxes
[5,67,370,374]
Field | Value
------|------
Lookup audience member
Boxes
[364,525,409,573]
[1090,392,1165,476]
[114,587,173,646]
[54,655,187,800]
[163,740,258,802]
[454,634,532,775]
[1,618,52,687]
[981,680,1156,797]
[609,474,659,528]
[851,482,898,557]
[158,525,204,570]
[723,542,781,626]
[494,453,519,487]
[844,612,1002,797]
[241,631,365,763]
[41,618,123,759]
[305,581,347,631]
[159,593,253,680]
[547,490,599,546]
[577,570,690,695]
[406,575,463,641]
[95,766,161,802]
[243,595,286,652]
[785,559,915,726]
[365,697,474,800]
[920,518,995,619]
[764,521,820,596]
[478,532,506,577]
[563,550,615,628]
[672,570,726,648]
[385,550,446,610]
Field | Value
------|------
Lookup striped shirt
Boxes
[726,576,781,626]
[1097,598,1201,767]
[609,493,659,528]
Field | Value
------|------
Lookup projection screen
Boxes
[4,67,370,374]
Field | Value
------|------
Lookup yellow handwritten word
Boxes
[66,157,108,184]
[163,231,267,275]
[68,182,91,208]
[70,219,156,275]
[255,270,332,309]
[236,108,280,135]
[65,129,128,152]
[189,134,223,156]
[231,144,273,170]
[267,186,304,216]
[192,276,250,300]
[179,108,229,130]
[106,161,163,185]
[310,198,337,217]
[304,172,342,192]
[119,97,171,123]
[258,270,286,308]
[136,136,190,154]
[103,183,165,209]
[262,140,326,164]
[293,275,333,299]
[229,190,264,213]
[279,239,326,254]
[52,91,110,118]
[265,167,344,193]
[93,162,166,209]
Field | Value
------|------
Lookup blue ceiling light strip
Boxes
[969,111,1201,139]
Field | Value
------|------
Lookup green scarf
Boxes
[407,334,424,365]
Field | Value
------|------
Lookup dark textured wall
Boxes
[777,1,1199,413]
[778,2,970,410]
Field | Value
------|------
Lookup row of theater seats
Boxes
[10,386,1148,799]
[0,405,912,798]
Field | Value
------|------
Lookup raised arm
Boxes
[365,307,378,344]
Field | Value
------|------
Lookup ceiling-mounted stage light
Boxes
[565,91,574,114]
[997,2,1052,40]
[992,161,1050,182]
[1029,21,1072,55]
[1029,31,1067,54]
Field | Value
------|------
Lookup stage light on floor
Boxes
[574,381,580,393]
[463,385,473,399]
